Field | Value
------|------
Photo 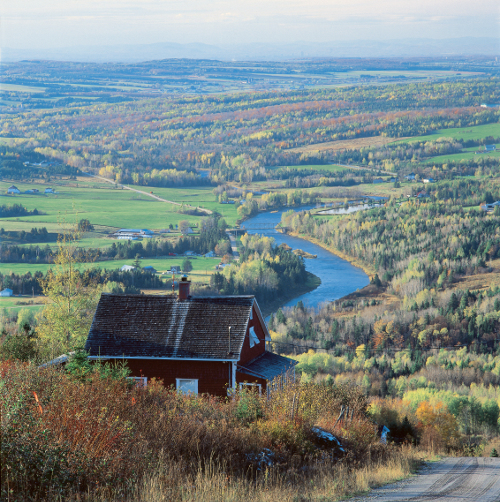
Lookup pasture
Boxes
[0,180,238,240]
[288,135,404,153]
[394,122,500,144]
[1,256,221,281]
[267,164,348,173]
[425,146,500,164]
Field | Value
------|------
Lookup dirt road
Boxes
[82,172,212,214]
[351,457,500,502]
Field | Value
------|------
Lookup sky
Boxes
[2,0,499,50]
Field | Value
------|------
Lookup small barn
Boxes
[7,185,21,194]
[0,288,13,297]
[84,279,296,396]
[120,265,135,272]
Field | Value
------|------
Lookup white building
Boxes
[0,288,13,297]
[45,188,54,194]
[120,265,136,272]
[7,185,21,194]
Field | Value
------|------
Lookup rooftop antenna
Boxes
[228,326,232,354]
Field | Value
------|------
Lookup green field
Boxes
[393,123,500,145]
[2,256,221,279]
[425,146,500,164]
[267,164,348,173]
[0,83,46,93]
[0,180,238,234]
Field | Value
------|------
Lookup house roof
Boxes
[85,293,267,361]
[238,352,297,381]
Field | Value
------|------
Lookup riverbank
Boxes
[260,271,321,318]
[286,230,376,279]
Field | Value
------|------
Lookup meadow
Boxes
[394,122,500,144]
[425,146,500,164]
[0,179,239,235]
[1,256,220,280]
[267,164,348,173]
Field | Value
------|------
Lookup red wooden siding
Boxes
[238,305,266,365]
[124,359,231,397]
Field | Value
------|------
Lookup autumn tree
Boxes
[36,223,102,360]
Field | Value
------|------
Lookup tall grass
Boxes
[1,360,420,501]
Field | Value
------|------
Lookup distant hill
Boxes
[3,37,498,63]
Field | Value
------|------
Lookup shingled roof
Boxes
[239,352,297,381]
[85,293,264,360]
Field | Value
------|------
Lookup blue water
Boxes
[243,206,369,313]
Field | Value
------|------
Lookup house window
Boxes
[176,378,198,395]
[239,382,262,394]
[127,376,147,388]
[249,326,260,348]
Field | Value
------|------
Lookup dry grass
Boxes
[74,446,420,502]
[1,360,422,502]
[288,136,409,154]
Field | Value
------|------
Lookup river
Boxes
[242,206,369,313]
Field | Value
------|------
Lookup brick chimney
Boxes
[178,276,191,300]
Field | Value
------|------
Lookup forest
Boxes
[2,78,499,187]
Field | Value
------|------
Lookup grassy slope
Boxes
[425,146,500,164]
[392,122,500,145]
[267,164,348,173]
[0,181,239,245]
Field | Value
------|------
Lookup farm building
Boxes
[143,266,157,273]
[423,178,435,184]
[84,278,296,396]
[480,201,500,212]
[120,265,135,272]
[0,288,13,297]
[405,173,416,181]
[45,188,55,194]
[7,185,21,194]
[170,266,182,274]
[485,145,496,152]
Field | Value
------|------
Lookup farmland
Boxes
[288,135,405,153]
[395,122,500,144]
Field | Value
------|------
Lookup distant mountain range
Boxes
[3,38,498,63]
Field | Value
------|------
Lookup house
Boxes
[120,265,135,272]
[84,279,296,396]
[480,201,500,212]
[170,266,181,274]
[0,288,13,297]
[372,178,385,184]
[423,178,435,184]
[416,191,429,198]
[143,266,157,273]
[44,188,54,194]
[7,185,21,194]
[485,145,496,152]
[184,250,196,256]
[405,173,416,181]
[204,251,216,258]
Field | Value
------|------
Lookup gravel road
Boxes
[350,457,500,502]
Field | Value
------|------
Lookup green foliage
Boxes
[182,258,193,273]
[234,388,264,425]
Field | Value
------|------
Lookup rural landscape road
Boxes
[350,457,500,502]
[83,172,212,214]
